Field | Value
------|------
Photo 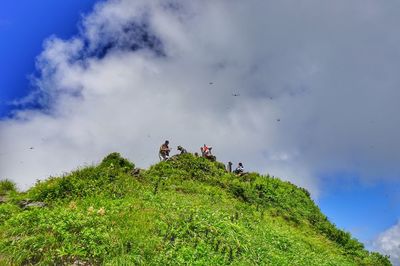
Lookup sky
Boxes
[0,0,399,264]
[0,0,98,116]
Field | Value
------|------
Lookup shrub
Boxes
[26,153,136,202]
[0,179,17,195]
[99,152,134,173]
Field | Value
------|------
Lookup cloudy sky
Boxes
[1,0,400,264]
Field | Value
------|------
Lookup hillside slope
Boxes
[0,153,391,265]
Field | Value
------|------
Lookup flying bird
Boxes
[209,82,213,85]
[276,119,281,122]
[232,93,240,97]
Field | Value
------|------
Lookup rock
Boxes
[24,202,46,208]
[131,168,142,177]
[19,199,46,209]
[72,260,91,266]
[18,199,31,208]
[204,155,217,162]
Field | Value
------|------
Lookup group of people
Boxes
[158,140,245,175]
[227,161,244,175]
[158,141,213,161]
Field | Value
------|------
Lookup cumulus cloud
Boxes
[374,221,400,266]
[1,0,400,196]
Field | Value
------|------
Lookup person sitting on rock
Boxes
[159,140,171,161]
[201,144,211,157]
[234,162,244,175]
[201,144,216,161]
[177,145,188,155]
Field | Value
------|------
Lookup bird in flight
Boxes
[232,93,240,97]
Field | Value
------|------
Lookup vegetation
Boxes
[0,179,17,196]
[0,153,391,265]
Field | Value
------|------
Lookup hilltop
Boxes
[0,153,391,265]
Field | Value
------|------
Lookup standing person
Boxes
[234,162,244,175]
[227,161,233,173]
[159,140,171,161]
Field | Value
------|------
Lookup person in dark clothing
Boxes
[234,162,244,175]
[177,146,188,155]
[227,161,233,173]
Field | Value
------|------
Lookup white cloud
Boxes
[374,222,400,266]
[1,0,400,197]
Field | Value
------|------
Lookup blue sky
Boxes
[0,0,98,117]
[1,1,400,263]
[318,175,400,245]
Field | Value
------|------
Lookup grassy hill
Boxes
[0,153,391,265]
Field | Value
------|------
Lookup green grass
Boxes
[0,153,391,265]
